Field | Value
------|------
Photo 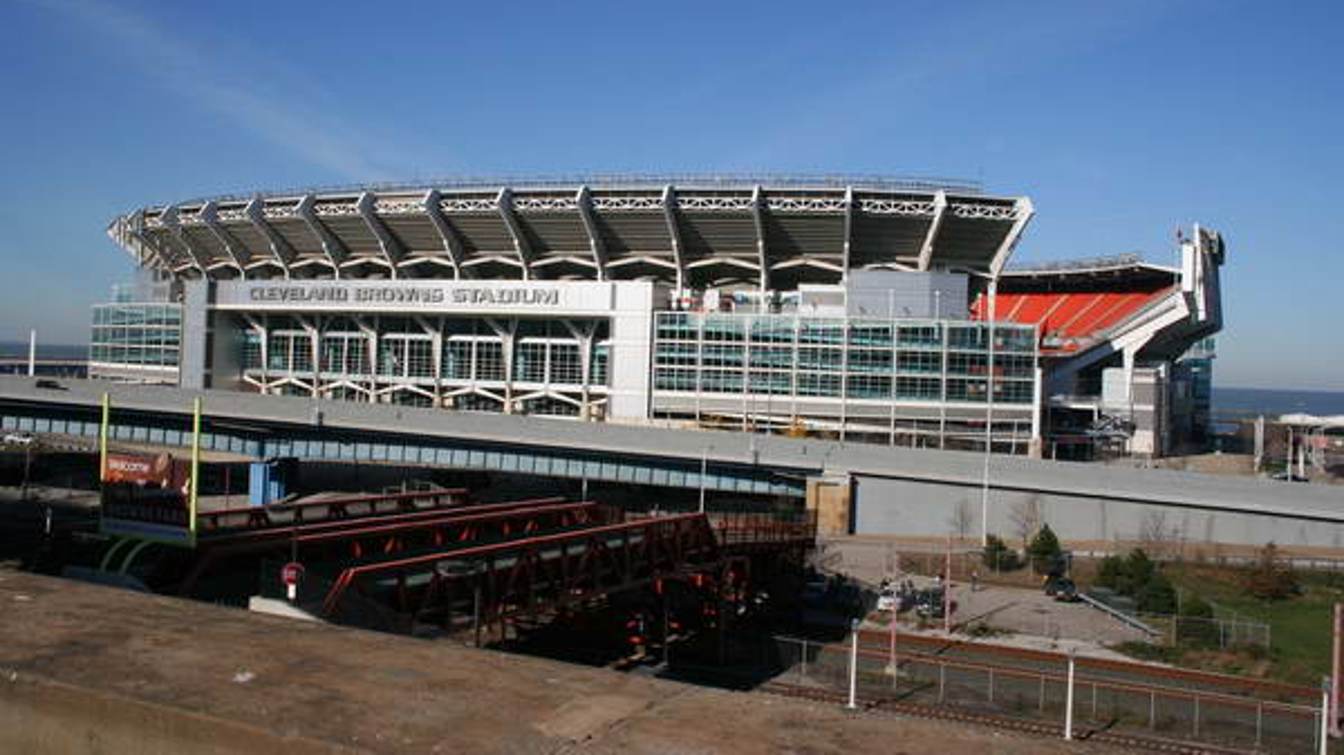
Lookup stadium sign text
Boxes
[245,285,560,308]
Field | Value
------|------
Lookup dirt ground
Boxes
[0,569,1124,754]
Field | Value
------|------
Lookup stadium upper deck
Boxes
[107,174,1033,288]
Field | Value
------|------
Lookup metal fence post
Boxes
[847,619,859,710]
[1322,678,1332,755]
[1039,674,1046,713]
[988,668,994,704]
[1091,682,1097,721]
[1193,694,1199,738]
[1064,650,1076,741]
[938,661,946,703]
[799,639,807,683]
[1255,701,1263,748]
[1149,690,1156,730]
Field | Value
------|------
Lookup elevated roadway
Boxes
[2,376,1342,548]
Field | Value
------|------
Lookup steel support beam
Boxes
[841,186,854,283]
[750,186,769,297]
[199,201,251,275]
[159,206,211,277]
[296,194,348,275]
[245,198,295,277]
[989,197,1035,277]
[422,190,467,279]
[115,211,173,273]
[661,186,686,290]
[495,188,532,280]
[355,192,405,277]
[575,186,607,280]
[917,190,948,271]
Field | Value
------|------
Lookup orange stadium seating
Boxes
[972,286,1174,353]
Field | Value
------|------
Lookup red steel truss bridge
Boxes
[164,489,816,641]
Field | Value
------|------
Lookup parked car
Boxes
[1043,575,1079,602]
[3,432,35,446]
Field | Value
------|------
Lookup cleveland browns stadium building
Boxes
[92,175,1225,458]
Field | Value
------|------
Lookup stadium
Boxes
[94,175,1224,459]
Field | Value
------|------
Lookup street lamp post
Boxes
[980,278,998,547]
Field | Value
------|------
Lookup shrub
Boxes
[1135,571,1176,614]
[982,534,1022,572]
[1241,543,1300,601]
[1095,554,1124,590]
[1027,524,1063,575]
[1119,549,1155,596]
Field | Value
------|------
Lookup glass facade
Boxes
[237,314,611,418]
[89,302,182,370]
[652,312,1037,405]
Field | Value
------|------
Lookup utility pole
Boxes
[980,279,997,547]
[27,329,36,377]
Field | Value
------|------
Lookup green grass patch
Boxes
[1165,563,1342,685]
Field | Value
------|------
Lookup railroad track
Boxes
[759,681,1253,754]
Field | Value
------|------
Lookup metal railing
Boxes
[152,173,986,209]
[1005,253,1153,274]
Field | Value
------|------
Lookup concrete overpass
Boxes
[1,375,1341,551]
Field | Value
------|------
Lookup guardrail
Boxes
[1078,591,1162,638]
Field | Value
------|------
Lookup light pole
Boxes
[980,278,998,547]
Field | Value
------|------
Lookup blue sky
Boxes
[0,0,1340,389]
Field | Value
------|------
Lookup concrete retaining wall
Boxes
[853,473,1344,551]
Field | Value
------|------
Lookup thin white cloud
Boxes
[29,0,404,181]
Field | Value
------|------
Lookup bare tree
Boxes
[1139,511,1177,560]
[947,499,974,543]
[1009,495,1042,551]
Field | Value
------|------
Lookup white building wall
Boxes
[607,282,656,420]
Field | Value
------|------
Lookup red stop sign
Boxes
[281,562,305,587]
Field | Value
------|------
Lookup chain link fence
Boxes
[771,634,1321,753]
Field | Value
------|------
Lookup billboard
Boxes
[99,451,195,545]
[98,394,202,547]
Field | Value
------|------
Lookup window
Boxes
[897,351,941,374]
[516,342,547,382]
[591,343,609,385]
[797,373,840,397]
[846,374,890,399]
[896,376,941,400]
[406,340,434,378]
[655,367,697,391]
[848,348,891,374]
[242,332,262,370]
[476,341,504,381]
[378,339,404,377]
[700,369,743,393]
[550,343,582,384]
[443,340,472,380]
[797,346,841,371]
[345,338,368,375]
